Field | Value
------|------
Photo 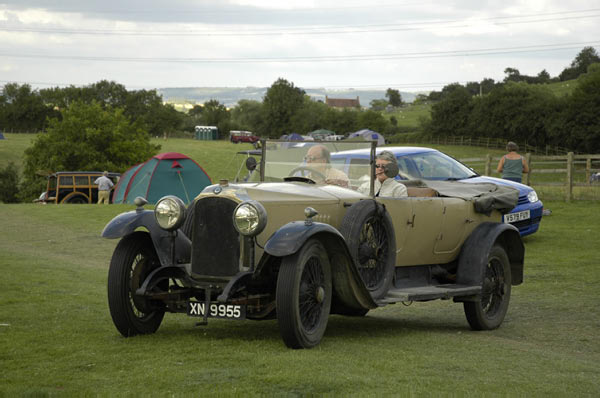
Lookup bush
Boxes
[0,162,20,203]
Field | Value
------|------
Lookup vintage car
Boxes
[37,171,120,204]
[103,140,524,349]
[330,146,543,237]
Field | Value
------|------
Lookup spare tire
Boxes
[340,200,396,300]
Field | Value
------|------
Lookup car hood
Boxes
[461,176,533,194]
[201,181,365,204]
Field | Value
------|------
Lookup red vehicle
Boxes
[230,130,259,144]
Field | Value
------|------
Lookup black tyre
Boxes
[340,200,396,300]
[276,239,332,349]
[107,231,165,337]
[464,244,512,330]
[67,195,88,204]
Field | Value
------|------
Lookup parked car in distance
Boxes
[331,146,543,237]
[230,130,260,144]
[37,171,120,204]
[103,140,524,349]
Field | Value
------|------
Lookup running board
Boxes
[378,284,481,304]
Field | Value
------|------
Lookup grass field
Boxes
[0,201,598,395]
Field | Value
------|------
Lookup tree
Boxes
[468,82,558,146]
[550,65,600,152]
[230,99,263,133]
[385,88,402,107]
[0,162,20,203]
[261,78,305,137]
[503,67,521,83]
[19,101,160,200]
[200,99,230,138]
[357,109,389,133]
[0,83,54,132]
[369,99,388,111]
[425,85,473,137]
[559,46,600,81]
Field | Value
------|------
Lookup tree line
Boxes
[422,47,600,154]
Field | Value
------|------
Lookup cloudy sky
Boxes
[1,0,599,92]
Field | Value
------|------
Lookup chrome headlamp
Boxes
[233,201,267,236]
[527,190,539,203]
[154,195,186,231]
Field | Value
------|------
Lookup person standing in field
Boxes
[94,171,114,204]
[497,141,529,183]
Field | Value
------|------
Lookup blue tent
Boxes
[348,129,385,146]
[0,131,5,140]
[287,133,304,141]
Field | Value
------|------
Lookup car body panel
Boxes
[331,146,542,236]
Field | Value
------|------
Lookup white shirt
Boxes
[359,177,407,198]
[94,176,114,191]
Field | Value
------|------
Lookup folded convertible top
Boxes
[403,179,519,215]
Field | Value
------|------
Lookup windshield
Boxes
[250,140,375,190]
[399,151,477,181]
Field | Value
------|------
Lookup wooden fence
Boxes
[459,153,600,201]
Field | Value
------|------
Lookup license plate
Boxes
[187,302,246,320]
[504,210,530,224]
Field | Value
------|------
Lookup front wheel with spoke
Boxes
[276,239,332,349]
[463,244,512,330]
[107,231,165,337]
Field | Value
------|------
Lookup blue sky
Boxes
[1,0,599,92]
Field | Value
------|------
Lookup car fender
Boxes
[102,209,191,267]
[264,221,377,309]
[456,222,524,287]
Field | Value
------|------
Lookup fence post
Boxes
[485,154,491,176]
[525,153,531,186]
[586,157,591,185]
[566,152,574,202]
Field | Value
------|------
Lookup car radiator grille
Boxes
[191,197,240,278]
[517,196,529,205]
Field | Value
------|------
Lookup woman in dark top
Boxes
[497,141,529,183]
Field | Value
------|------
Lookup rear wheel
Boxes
[107,232,165,337]
[66,195,88,204]
[276,239,332,349]
[463,244,512,330]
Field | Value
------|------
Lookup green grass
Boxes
[383,103,432,130]
[0,201,598,395]
[0,133,35,169]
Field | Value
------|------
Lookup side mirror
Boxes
[245,157,257,171]
[384,162,399,178]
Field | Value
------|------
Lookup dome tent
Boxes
[112,152,211,205]
[348,129,385,146]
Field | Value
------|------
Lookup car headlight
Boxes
[155,196,186,231]
[233,201,267,236]
[527,190,539,203]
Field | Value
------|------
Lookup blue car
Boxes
[331,146,543,236]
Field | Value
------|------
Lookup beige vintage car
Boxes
[103,140,524,349]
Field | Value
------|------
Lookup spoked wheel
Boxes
[464,244,512,330]
[340,200,396,300]
[107,231,165,337]
[276,239,332,349]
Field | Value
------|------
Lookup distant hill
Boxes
[157,87,417,107]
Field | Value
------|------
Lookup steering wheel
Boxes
[288,166,327,182]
